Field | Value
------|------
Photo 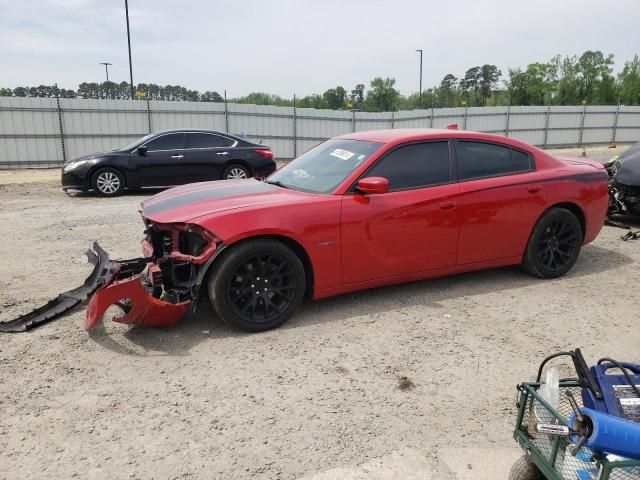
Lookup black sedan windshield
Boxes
[268,139,382,193]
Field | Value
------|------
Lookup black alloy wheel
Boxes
[523,207,582,279]
[208,239,306,332]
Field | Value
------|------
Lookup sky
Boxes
[1,0,639,97]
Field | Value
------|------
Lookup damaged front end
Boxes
[84,220,224,331]
[0,220,224,333]
[605,142,640,217]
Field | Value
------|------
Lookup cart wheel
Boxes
[508,455,544,480]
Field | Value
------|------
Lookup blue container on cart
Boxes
[582,362,640,422]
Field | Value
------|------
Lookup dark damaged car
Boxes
[605,141,640,216]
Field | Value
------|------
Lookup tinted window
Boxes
[512,149,532,171]
[456,141,512,180]
[367,141,450,190]
[144,133,184,151]
[186,133,234,149]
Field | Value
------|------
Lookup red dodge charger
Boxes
[85,129,609,332]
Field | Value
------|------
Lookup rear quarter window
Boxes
[456,141,534,180]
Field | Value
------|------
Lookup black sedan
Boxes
[61,129,277,196]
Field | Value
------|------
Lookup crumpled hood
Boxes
[140,179,311,224]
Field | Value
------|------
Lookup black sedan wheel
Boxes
[91,167,125,196]
[523,207,582,278]
[222,164,250,180]
[208,239,306,332]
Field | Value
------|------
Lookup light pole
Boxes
[100,62,112,99]
[100,62,112,83]
[125,0,135,99]
[415,49,423,109]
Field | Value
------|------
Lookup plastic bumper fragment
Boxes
[84,276,190,331]
[0,242,119,332]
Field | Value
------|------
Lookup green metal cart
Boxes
[510,380,640,479]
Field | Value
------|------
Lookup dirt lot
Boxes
[1,147,639,479]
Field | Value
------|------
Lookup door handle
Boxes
[170,155,184,159]
[439,200,456,210]
[527,185,541,193]
[216,151,229,156]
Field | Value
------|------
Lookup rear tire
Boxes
[208,239,306,332]
[91,167,125,197]
[508,455,544,480]
[222,164,250,180]
[522,207,582,278]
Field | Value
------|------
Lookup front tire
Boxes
[508,455,544,480]
[208,239,306,332]
[523,207,582,278]
[91,167,125,197]
[222,164,250,180]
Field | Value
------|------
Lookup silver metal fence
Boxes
[1,97,639,168]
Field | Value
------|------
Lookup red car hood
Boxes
[141,179,312,224]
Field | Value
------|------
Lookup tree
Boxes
[618,55,640,105]
[349,83,365,109]
[437,74,458,107]
[0,87,12,96]
[478,65,502,105]
[463,66,481,105]
[365,77,400,112]
[507,68,530,105]
[322,86,347,110]
[576,50,614,102]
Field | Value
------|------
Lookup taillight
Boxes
[254,149,274,160]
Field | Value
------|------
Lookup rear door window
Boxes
[144,133,185,151]
[366,141,451,191]
[456,141,513,180]
[186,133,235,149]
[512,148,533,171]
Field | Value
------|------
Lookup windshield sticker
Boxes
[330,148,355,161]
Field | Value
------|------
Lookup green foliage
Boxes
[364,77,400,111]
[618,55,640,105]
[322,86,347,110]
[2,51,639,110]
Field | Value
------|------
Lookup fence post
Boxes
[146,95,152,133]
[543,101,551,148]
[463,103,468,130]
[578,101,587,147]
[55,90,67,164]
[352,109,356,132]
[390,110,395,129]
[292,94,297,159]
[430,98,434,128]
[224,90,229,133]
[610,100,620,146]
[505,97,511,137]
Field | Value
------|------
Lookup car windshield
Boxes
[267,139,382,193]
[119,133,155,151]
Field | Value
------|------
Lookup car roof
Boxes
[153,129,253,143]
[337,128,536,150]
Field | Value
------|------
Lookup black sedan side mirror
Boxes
[137,145,148,155]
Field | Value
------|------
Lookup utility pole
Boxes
[125,0,135,99]
[100,62,112,99]
[415,49,423,109]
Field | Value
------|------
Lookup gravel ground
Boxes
[0,146,639,479]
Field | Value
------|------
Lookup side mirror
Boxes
[356,176,389,195]
[137,145,148,155]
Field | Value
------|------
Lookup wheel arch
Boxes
[203,234,315,298]
[545,202,586,241]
